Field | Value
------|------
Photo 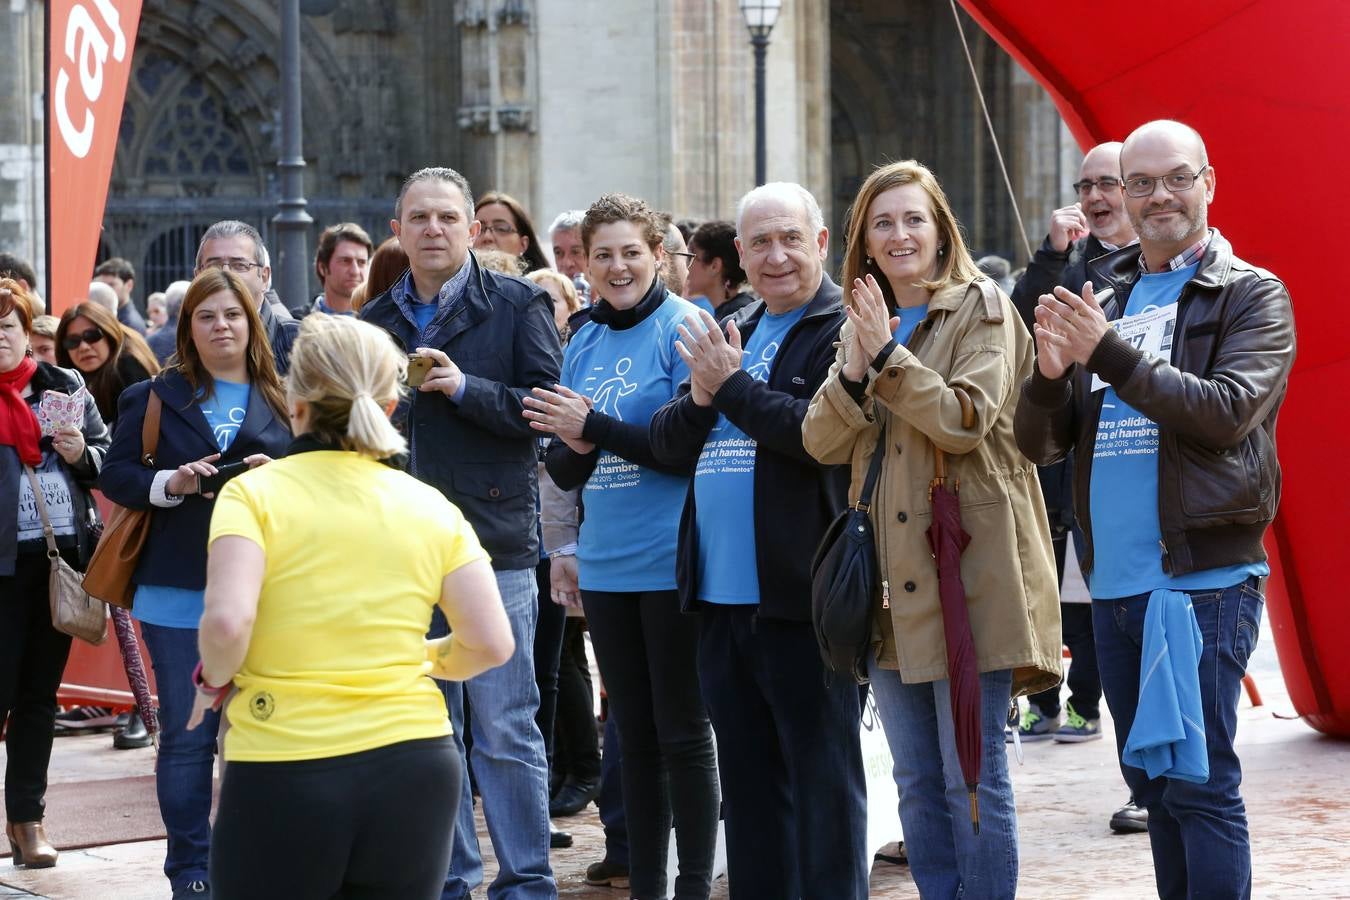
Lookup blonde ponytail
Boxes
[287,314,408,458]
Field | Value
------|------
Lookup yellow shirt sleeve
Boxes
[209,475,266,549]
[434,498,489,577]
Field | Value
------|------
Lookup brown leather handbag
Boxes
[23,466,108,645]
[82,390,162,610]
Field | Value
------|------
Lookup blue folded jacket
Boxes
[1122,589,1209,783]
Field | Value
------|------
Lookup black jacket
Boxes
[99,369,291,590]
[0,364,109,575]
[1008,233,1115,532]
[650,275,849,621]
[360,253,563,570]
[713,291,756,323]
[1014,229,1295,577]
[259,300,299,375]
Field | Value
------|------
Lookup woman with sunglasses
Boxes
[99,269,290,900]
[474,191,551,273]
[55,301,159,428]
[1,281,111,869]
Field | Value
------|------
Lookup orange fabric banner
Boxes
[45,0,143,317]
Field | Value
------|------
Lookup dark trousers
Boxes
[598,712,629,865]
[533,559,566,772]
[1094,579,1263,900]
[582,589,719,900]
[211,737,461,900]
[552,619,600,783]
[0,551,75,823]
[1029,530,1102,720]
[697,607,869,900]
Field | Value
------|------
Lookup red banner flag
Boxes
[45,0,142,317]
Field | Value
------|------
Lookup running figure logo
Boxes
[746,341,779,382]
[589,357,639,421]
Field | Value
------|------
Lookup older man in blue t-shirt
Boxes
[1015,120,1295,900]
[651,183,868,900]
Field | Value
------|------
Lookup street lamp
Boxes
[273,0,314,310]
[739,0,782,187]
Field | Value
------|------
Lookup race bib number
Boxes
[1091,304,1177,392]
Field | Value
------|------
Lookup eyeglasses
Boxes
[670,251,696,262]
[476,222,518,236]
[61,328,105,350]
[203,258,265,275]
[1071,176,1122,197]
[1123,166,1210,198]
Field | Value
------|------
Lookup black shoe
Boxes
[585,858,630,888]
[549,776,599,817]
[113,708,152,750]
[1110,796,1149,834]
[549,823,573,849]
[549,769,566,800]
[171,881,210,899]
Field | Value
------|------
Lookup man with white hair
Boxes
[147,280,190,365]
[87,281,119,315]
[651,182,868,899]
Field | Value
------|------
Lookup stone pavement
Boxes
[4,554,1348,898]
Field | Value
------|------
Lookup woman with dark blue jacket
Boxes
[99,268,289,900]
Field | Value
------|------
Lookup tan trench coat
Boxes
[802,277,1061,697]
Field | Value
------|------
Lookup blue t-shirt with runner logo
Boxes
[561,294,698,592]
[694,302,809,604]
[198,379,250,453]
[134,378,252,629]
[1088,265,1268,599]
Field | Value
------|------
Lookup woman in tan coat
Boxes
[802,160,1060,900]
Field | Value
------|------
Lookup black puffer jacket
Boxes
[1014,229,1295,577]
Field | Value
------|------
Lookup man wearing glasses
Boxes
[193,220,299,374]
[1009,141,1140,830]
[1016,119,1295,900]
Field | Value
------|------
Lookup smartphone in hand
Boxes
[199,460,250,496]
[407,354,434,387]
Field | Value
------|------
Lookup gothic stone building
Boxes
[1,0,1079,308]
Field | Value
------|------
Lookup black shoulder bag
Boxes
[810,427,886,684]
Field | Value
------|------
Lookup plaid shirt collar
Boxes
[1141,232,1210,274]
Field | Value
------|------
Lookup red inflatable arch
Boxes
[959,0,1350,737]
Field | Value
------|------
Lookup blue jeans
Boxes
[868,663,1018,900]
[598,713,629,866]
[430,567,555,900]
[141,623,220,892]
[1093,579,1264,900]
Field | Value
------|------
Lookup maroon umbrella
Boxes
[110,606,159,747]
[926,440,983,834]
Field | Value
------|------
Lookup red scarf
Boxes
[0,355,43,466]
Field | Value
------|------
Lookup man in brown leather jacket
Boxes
[1014,119,1294,900]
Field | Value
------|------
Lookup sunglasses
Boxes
[61,328,106,351]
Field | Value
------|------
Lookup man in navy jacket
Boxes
[650,183,868,900]
[360,166,560,900]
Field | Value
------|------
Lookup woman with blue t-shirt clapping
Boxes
[99,268,290,900]
[523,194,719,900]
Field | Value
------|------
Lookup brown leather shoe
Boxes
[6,821,58,868]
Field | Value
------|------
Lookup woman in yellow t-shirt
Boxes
[187,314,515,900]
